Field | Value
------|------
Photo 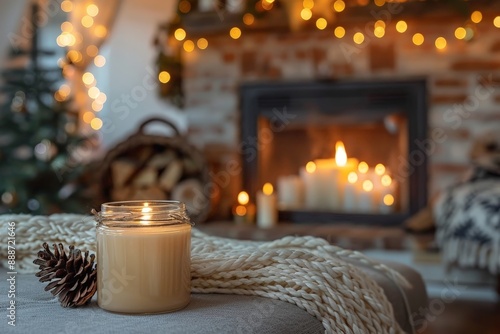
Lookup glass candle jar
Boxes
[96,200,192,314]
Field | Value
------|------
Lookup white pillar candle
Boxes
[257,183,278,228]
[343,171,359,212]
[314,159,340,210]
[277,175,304,209]
[300,163,323,209]
[333,142,358,208]
[97,201,191,314]
[358,179,376,212]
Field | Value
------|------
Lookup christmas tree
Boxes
[0,4,89,214]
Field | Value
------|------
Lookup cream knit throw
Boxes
[1,214,409,334]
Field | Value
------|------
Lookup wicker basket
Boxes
[99,117,210,223]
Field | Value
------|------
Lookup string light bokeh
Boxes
[172,0,499,53]
[56,0,106,131]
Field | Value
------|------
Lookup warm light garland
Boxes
[57,1,106,131]
[172,0,498,58]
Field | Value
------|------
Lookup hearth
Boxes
[240,79,427,225]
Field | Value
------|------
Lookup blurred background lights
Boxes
[83,111,94,124]
[183,39,195,52]
[374,26,385,38]
[230,27,242,39]
[81,15,94,28]
[197,38,208,49]
[333,0,345,12]
[374,20,385,29]
[86,4,99,17]
[396,20,407,33]
[334,26,346,38]
[412,33,424,45]
[243,13,255,25]
[88,86,100,99]
[82,72,95,85]
[455,27,466,40]
[86,45,99,57]
[303,0,314,9]
[61,21,73,32]
[316,18,327,30]
[158,71,171,83]
[353,32,365,44]
[435,36,447,50]
[60,0,73,12]
[300,8,312,20]
[471,11,482,24]
[174,28,186,41]
[90,117,103,130]
[94,55,106,67]
[494,16,500,28]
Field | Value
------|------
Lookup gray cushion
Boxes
[0,260,426,333]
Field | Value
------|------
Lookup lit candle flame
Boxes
[335,141,347,167]
[238,191,249,205]
[306,161,316,173]
[375,163,386,176]
[141,202,152,224]
[263,183,274,195]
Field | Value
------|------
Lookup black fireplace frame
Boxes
[240,78,428,226]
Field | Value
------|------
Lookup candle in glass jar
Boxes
[96,201,191,314]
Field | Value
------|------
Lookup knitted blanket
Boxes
[435,169,500,274]
[0,214,409,334]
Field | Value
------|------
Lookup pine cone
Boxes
[34,242,97,307]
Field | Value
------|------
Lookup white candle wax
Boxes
[314,159,340,210]
[343,183,357,212]
[300,165,322,209]
[277,175,304,209]
[257,183,278,228]
[358,191,374,212]
[358,178,376,213]
[97,202,191,314]
[343,171,360,212]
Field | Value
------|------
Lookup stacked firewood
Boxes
[108,145,209,221]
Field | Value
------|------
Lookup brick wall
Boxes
[182,17,500,219]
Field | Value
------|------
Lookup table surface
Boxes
[1,268,324,334]
[1,254,428,334]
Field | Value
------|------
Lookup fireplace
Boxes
[240,79,427,225]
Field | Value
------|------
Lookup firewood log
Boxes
[148,151,176,169]
[159,160,183,192]
[132,166,158,188]
[111,160,137,188]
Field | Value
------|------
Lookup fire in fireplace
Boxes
[240,79,427,225]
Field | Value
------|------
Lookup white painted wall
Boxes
[99,0,187,149]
